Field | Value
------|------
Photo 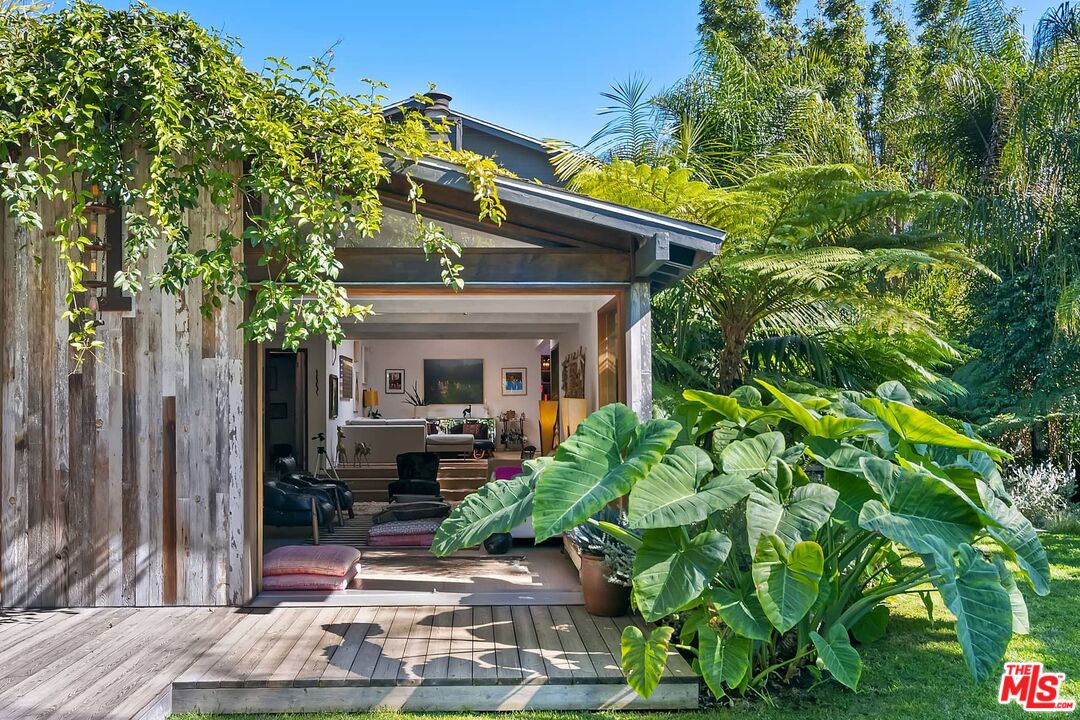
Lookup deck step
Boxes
[170,605,698,712]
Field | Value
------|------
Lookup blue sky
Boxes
[95,1,1058,146]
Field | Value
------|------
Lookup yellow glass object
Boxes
[538,399,558,455]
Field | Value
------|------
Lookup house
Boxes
[0,94,722,714]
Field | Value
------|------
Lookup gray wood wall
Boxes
[0,159,253,607]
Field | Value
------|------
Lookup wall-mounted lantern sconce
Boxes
[82,183,131,314]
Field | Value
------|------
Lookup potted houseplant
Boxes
[566,512,633,616]
[403,381,428,419]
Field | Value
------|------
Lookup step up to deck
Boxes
[170,605,698,713]
[336,461,490,502]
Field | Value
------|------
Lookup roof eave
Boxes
[403,156,725,251]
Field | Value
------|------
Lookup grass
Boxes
[174,534,1080,720]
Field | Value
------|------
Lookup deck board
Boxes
[0,604,698,718]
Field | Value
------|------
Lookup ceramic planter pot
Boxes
[484,532,513,555]
[579,552,630,616]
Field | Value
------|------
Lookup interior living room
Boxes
[258,291,622,605]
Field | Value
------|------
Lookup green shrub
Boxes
[432,380,1049,700]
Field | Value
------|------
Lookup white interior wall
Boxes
[556,313,599,412]
[300,338,363,462]
[360,338,545,444]
[287,295,608,461]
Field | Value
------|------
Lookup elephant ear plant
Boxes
[431,381,1049,700]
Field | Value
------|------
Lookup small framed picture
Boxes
[385,369,405,394]
[328,374,339,419]
[501,367,527,396]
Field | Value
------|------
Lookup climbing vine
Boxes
[0,1,505,361]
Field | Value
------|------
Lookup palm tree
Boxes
[569,159,987,397]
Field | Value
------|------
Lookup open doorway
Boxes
[264,349,307,468]
[256,291,620,606]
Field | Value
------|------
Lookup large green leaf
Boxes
[629,453,754,530]
[684,388,772,425]
[823,468,880,525]
[805,437,877,474]
[621,625,673,699]
[698,629,751,697]
[757,380,871,439]
[850,605,890,644]
[977,481,1051,596]
[746,484,839,551]
[995,555,1030,635]
[876,381,913,405]
[710,586,772,641]
[924,541,1013,683]
[431,458,548,556]
[664,444,714,483]
[857,461,982,554]
[633,528,732,621]
[682,389,741,422]
[532,404,679,540]
[752,536,824,632]
[810,624,862,690]
[861,398,1008,458]
[720,431,786,475]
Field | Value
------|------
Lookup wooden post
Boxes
[625,281,653,422]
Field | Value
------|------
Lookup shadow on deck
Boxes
[0,605,698,719]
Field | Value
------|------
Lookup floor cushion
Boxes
[373,501,451,525]
[494,465,522,481]
[367,518,442,537]
[263,563,360,590]
[368,533,436,547]
[263,544,362,577]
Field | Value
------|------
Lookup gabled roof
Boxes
[385,157,724,291]
[384,97,549,154]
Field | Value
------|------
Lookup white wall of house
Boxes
[556,313,599,412]
[360,338,545,444]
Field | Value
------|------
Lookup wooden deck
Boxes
[0,605,698,718]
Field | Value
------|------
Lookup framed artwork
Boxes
[339,356,354,400]
[328,374,339,419]
[424,358,484,404]
[562,346,586,399]
[267,402,288,420]
[385,368,405,394]
[501,367,527,396]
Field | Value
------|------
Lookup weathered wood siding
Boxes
[0,159,251,607]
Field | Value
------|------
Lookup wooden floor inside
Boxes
[0,604,698,718]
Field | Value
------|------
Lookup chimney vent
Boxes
[423,91,452,120]
[422,91,454,146]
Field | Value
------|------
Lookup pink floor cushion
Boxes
[263,563,360,591]
[367,518,442,538]
[263,544,362,577]
[368,533,436,547]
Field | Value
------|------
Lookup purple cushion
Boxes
[495,466,522,481]
[263,545,362,577]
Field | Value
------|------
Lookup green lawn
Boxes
[176,534,1080,720]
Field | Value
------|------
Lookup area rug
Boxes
[350,554,543,592]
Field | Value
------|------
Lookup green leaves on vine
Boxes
[0,3,505,362]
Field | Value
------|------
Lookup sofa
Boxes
[425,433,475,457]
[341,418,427,463]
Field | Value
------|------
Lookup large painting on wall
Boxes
[424,359,484,404]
